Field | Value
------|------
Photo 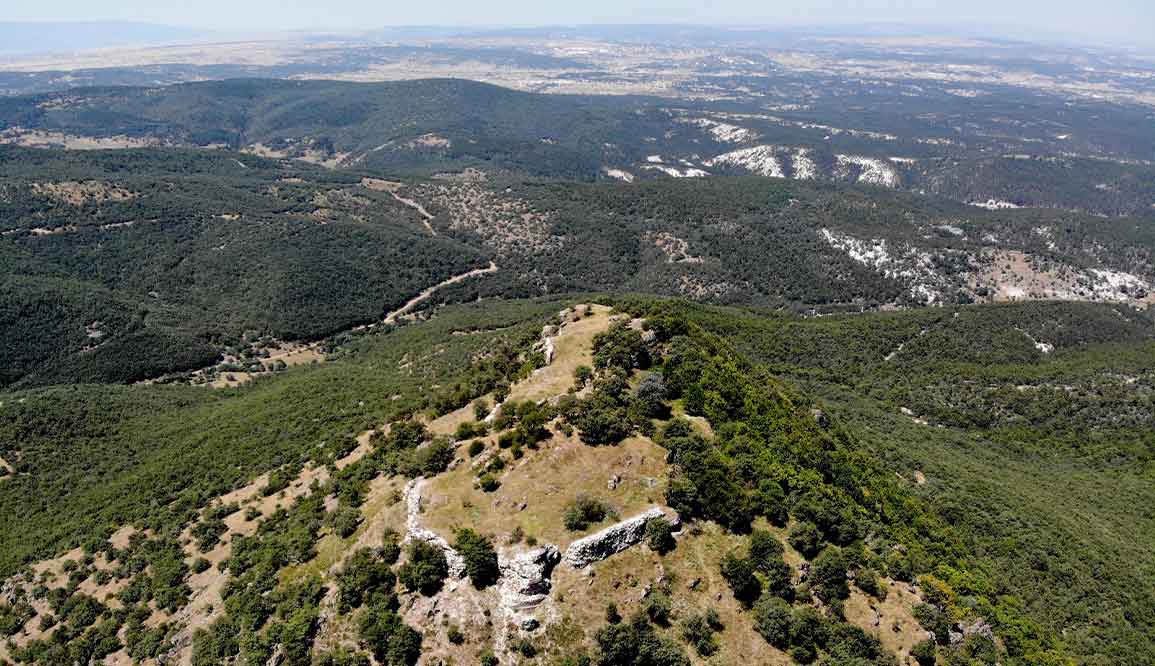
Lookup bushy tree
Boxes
[680,612,720,656]
[856,567,886,600]
[755,479,789,526]
[749,530,783,569]
[453,529,499,589]
[337,548,396,613]
[634,373,669,418]
[789,521,823,559]
[643,590,672,626]
[754,595,792,648]
[811,547,850,602]
[564,495,611,531]
[574,365,594,388]
[358,599,422,666]
[314,648,370,666]
[568,371,636,445]
[594,615,689,666]
[410,437,454,477]
[379,529,402,565]
[379,421,428,452]
[720,552,761,607]
[789,607,827,656]
[326,506,362,538]
[398,541,448,596]
[911,639,937,666]
[825,622,883,661]
[592,323,649,371]
[645,517,676,555]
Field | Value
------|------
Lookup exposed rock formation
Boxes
[950,617,996,647]
[498,544,561,611]
[535,325,558,365]
[563,507,680,568]
[402,478,466,577]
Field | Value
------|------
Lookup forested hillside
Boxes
[2,78,1154,215]
[0,148,486,387]
[4,146,1152,388]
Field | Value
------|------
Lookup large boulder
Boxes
[563,507,680,568]
[499,544,561,611]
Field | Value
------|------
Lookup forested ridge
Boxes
[1,297,1150,665]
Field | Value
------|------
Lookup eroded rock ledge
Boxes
[563,506,680,568]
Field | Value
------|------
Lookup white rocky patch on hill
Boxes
[969,199,1022,210]
[642,164,710,178]
[792,148,818,179]
[602,168,635,183]
[835,155,901,188]
[679,117,760,144]
[705,145,784,178]
[819,228,946,304]
[1088,268,1152,301]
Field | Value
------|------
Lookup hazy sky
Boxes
[7,0,1154,47]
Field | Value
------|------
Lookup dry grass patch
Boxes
[427,399,484,437]
[507,304,613,404]
[546,522,791,665]
[844,580,928,662]
[421,430,668,548]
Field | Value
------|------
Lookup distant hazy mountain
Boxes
[0,21,208,55]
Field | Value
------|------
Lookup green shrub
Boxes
[593,323,650,371]
[605,603,621,624]
[326,506,363,538]
[680,612,720,656]
[749,529,784,568]
[634,373,669,418]
[398,542,448,596]
[467,440,485,457]
[753,595,792,648]
[455,421,488,440]
[574,365,593,388]
[411,437,454,477]
[338,548,396,613]
[645,517,676,554]
[191,517,227,551]
[811,547,850,602]
[313,648,371,666]
[358,599,422,665]
[478,473,500,492]
[643,590,672,626]
[856,568,886,600]
[453,529,499,589]
[720,552,761,607]
[594,615,689,666]
[447,625,465,645]
[380,529,402,565]
[788,521,823,559]
[564,495,611,531]
[911,638,937,666]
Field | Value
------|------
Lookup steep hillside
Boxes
[3,297,1150,666]
[0,148,487,388]
[622,297,1155,665]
